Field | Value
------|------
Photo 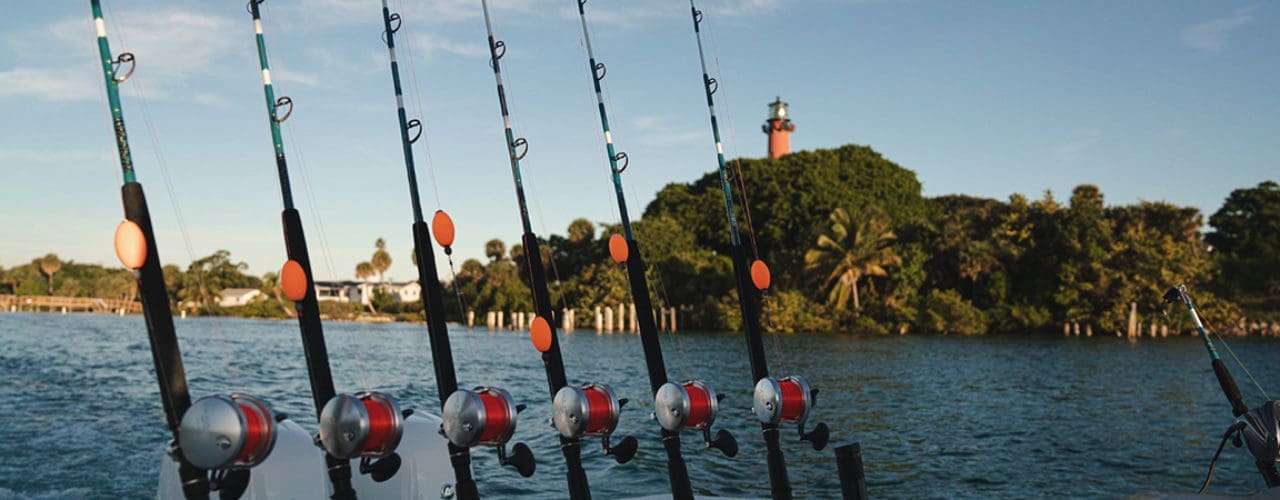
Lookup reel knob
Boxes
[318,392,404,460]
[179,394,278,470]
[442,387,519,448]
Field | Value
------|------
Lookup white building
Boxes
[218,288,263,307]
[314,280,421,306]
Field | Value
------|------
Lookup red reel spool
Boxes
[476,387,517,446]
[776,377,809,423]
[581,383,620,436]
[237,398,272,463]
[359,392,402,456]
[682,380,718,430]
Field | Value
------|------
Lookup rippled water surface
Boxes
[2,313,1279,499]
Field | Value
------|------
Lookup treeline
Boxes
[448,144,1278,335]
[5,144,1275,335]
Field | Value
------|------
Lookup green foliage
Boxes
[763,289,835,333]
[916,289,988,335]
[1207,181,1280,299]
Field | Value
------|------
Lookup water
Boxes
[1,313,1278,499]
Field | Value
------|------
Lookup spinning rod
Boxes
[1164,285,1280,490]
[476,1,639,498]
[570,1,738,498]
[684,1,829,498]
[377,3,535,496]
[91,2,210,497]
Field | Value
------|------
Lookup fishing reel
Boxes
[178,394,279,496]
[753,375,830,450]
[441,386,536,477]
[317,391,405,482]
[654,380,739,457]
[552,382,639,463]
[1239,401,1280,466]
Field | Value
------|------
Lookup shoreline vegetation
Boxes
[4,144,1276,337]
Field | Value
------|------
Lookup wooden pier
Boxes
[0,294,142,315]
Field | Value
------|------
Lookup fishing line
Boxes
[703,7,788,373]
[105,1,243,391]
[284,120,377,390]
[395,0,444,210]
[1203,318,1271,401]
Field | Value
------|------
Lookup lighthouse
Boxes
[762,96,795,159]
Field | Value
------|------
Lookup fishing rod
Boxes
[243,2,410,496]
[91,2,211,497]
[684,2,829,498]
[570,1,738,498]
[377,4,534,496]
[95,3,295,497]
[477,1,638,498]
[1164,285,1280,490]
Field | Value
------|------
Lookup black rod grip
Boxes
[123,183,211,499]
[763,426,792,500]
[1211,358,1250,417]
[662,431,693,500]
[729,244,768,383]
[625,241,693,498]
[412,221,477,498]
[281,209,354,499]
[834,443,868,500]
[625,240,669,393]
[524,233,590,499]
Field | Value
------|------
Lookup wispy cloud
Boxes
[629,114,703,147]
[0,148,110,164]
[1181,6,1258,54]
[1052,128,1102,160]
[407,33,489,57]
[564,0,785,29]
[0,66,99,102]
[3,8,239,104]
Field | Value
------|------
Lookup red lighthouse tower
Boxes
[762,96,795,159]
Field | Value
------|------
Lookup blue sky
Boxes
[1,0,1275,282]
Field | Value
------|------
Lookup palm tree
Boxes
[39,254,62,294]
[567,218,595,244]
[804,207,901,313]
[371,238,392,282]
[485,239,506,262]
[355,262,375,281]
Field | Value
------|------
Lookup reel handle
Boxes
[499,442,536,478]
[208,469,251,499]
[800,421,830,451]
[360,453,402,483]
[604,435,638,464]
[704,428,739,458]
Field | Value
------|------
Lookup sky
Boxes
[1,0,1275,283]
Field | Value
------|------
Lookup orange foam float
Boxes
[530,315,552,353]
[280,259,308,302]
[608,234,628,264]
[114,220,147,270]
[750,259,771,291]
[432,210,455,249]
